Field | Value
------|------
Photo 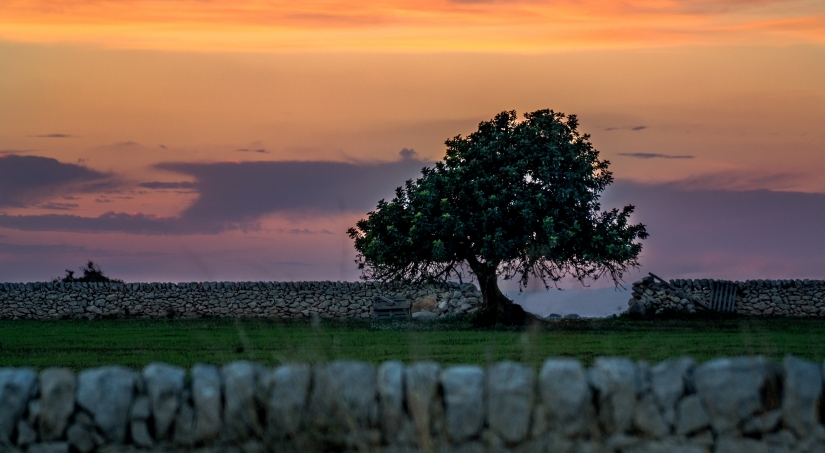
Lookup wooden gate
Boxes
[709,280,738,313]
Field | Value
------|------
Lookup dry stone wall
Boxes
[629,276,825,317]
[0,281,483,321]
[2,355,824,452]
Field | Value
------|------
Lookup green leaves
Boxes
[349,109,648,289]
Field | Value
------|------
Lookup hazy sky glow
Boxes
[1,0,824,302]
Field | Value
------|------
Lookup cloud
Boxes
[32,133,73,138]
[605,125,648,131]
[0,155,111,208]
[236,148,269,153]
[618,153,694,159]
[659,171,801,191]
[37,202,79,211]
[398,148,418,160]
[276,228,335,235]
[139,181,197,189]
[0,149,34,154]
[0,156,430,234]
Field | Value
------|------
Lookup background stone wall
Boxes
[0,281,483,321]
[629,276,825,317]
[1,355,823,452]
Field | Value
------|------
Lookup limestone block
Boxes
[675,395,709,435]
[309,361,377,429]
[0,368,37,443]
[693,357,778,434]
[66,423,96,453]
[377,361,405,439]
[221,361,262,441]
[649,357,694,426]
[142,362,186,440]
[538,359,592,437]
[261,363,311,437]
[16,419,37,446]
[588,358,637,433]
[441,365,484,442]
[76,366,137,443]
[632,393,669,438]
[38,368,76,441]
[405,361,441,446]
[780,355,822,437]
[26,442,69,453]
[487,361,534,444]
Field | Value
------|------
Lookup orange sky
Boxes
[2,0,824,52]
[1,0,824,292]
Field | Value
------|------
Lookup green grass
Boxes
[1,316,824,370]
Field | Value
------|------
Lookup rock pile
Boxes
[0,281,483,321]
[628,276,825,317]
[1,355,824,452]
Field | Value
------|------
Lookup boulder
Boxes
[781,355,822,437]
[261,363,311,437]
[142,363,186,440]
[693,356,779,434]
[38,368,76,441]
[487,361,534,444]
[539,359,592,437]
[441,365,484,442]
[411,297,437,313]
[76,366,138,444]
[191,364,222,443]
[412,311,437,321]
[0,368,37,443]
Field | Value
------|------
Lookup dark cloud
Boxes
[276,228,334,235]
[0,149,34,154]
[618,153,694,159]
[660,171,800,191]
[0,155,110,208]
[159,145,167,149]
[32,134,73,138]
[139,181,197,190]
[600,180,825,280]
[605,126,648,131]
[237,148,269,153]
[37,202,79,211]
[0,157,430,234]
[398,148,418,160]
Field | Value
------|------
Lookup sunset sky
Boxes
[1,0,824,311]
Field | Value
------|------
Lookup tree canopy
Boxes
[348,109,648,324]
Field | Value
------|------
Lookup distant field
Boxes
[1,316,824,370]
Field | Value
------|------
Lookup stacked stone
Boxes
[0,281,482,321]
[1,355,824,452]
[628,276,825,318]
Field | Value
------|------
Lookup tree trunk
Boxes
[472,269,527,327]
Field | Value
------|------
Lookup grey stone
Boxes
[405,361,441,447]
[66,423,95,453]
[26,442,69,453]
[588,357,637,433]
[142,362,186,440]
[309,361,377,428]
[675,395,709,435]
[539,358,592,437]
[27,399,41,426]
[15,420,37,446]
[693,356,778,434]
[441,365,484,442]
[487,361,534,444]
[191,364,222,443]
[632,393,669,438]
[76,366,137,443]
[0,368,37,442]
[261,363,311,437]
[129,396,150,421]
[714,436,769,453]
[221,361,262,441]
[38,368,75,441]
[412,311,437,321]
[649,357,694,426]
[129,420,153,448]
[627,300,647,317]
[173,402,196,447]
[742,409,780,434]
[377,361,405,439]
[781,355,822,437]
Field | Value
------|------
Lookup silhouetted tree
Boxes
[54,261,123,283]
[348,109,648,326]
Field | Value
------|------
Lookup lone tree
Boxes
[348,110,648,326]
[54,261,123,283]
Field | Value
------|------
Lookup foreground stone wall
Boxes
[629,276,825,317]
[0,281,482,320]
[1,355,824,452]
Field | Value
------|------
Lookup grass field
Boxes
[1,316,824,370]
